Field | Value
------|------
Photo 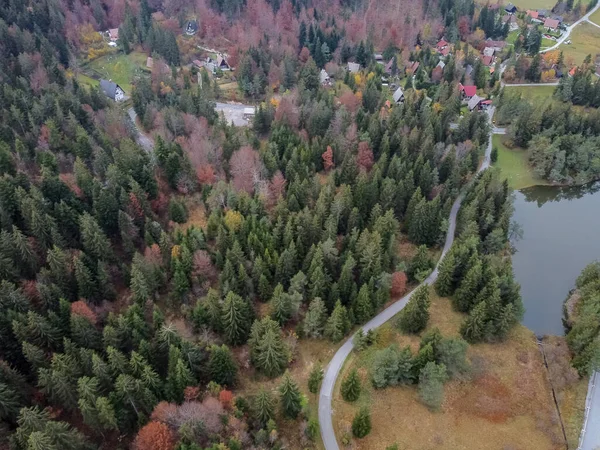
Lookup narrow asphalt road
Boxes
[580,371,600,450]
[127,107,154,153]
[541,2,600,53]
[318,107,495,450]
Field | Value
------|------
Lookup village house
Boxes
[482,55,494,66]
[374,53,384,63]
[502,14,519,31]
[320,69,331,86]
[544,18,560,32]
[538,9,549,19]
[100,80,125,102]
[385,57,395,74]
[407,60,420,74]
[484,40,507,53]
[505,3,517,14]
[185,20,198,36]
[465,64,474,78]
[459,83,477,100]
[216,55,231,71]
[347,62,360,73]
[393,86,404,104]
[483,47,495,57]
[527,9,540,20]
[437,60,446,70]
[243,107,255,120]
[436,39,449,52]
[108,28,119,41]
[467,94,484,111]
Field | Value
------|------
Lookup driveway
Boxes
[318,107,496,450]
[215,102,254,126]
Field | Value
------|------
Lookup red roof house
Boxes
[483,55,494,66]
[436,39,449,50]
[460,84,477,98]
[544,18,560,30]
[527,10,539,19]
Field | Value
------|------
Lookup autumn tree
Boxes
[133,421,175,450]
[322,146,334,171]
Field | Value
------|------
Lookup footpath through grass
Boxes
[493,135,550,190]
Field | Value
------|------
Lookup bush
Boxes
[418,362,447,410]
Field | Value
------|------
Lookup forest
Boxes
[0,0,597,448]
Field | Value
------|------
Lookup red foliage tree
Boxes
[322,146,334,171]
[192,250,217,282]
[390,272,408,297]
[268,171,287,205]
[230,146,261,194]
[133,421,175,450]
[219,389,234,409]
[184,386,200,402]
[71,300,97,324]
[197,164,216,185]
[357,141,374,172]
[338,91,362,114]
[299,47,310,63]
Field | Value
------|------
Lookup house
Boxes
[374,53,384,62]
[385,57,395,74]
[243,107,255,120]
[459,83,477,99]
[108,41,117,48]
[100,80,125,102]
[505,3,517,14]
[436,60,446,69]
[468,94,484,111]
[568,66,577,77]
[194,59,216,74]
[482,55,494,66]
[479,99,492,110]
[393,86,404,103]
[146,57,153,69]
[483,47,495,57]
[320,69,331,86]
[544,18,560,32]
[436,39,449,51]
[527,9,539,19]
[347,62,360,73]
[485,40,507,52]
[407,61,420,74]
[538,9,549,18]
[216,55,231,70]
[502,14,519,31]
[185,20,198,36]
[108,28,119,41]
[465,64,474,78]
[440,47,451,57]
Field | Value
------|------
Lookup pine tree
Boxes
[353,284,374,324]
[454,260,482,312]
[460,301,487,342]
[270,284,291,325]
[341,368,361,402]
[279,372,302,419]
[221,292,252,345]
[74,255,96,300]
[253,388,275,426]
[80,213,112,261]
[418,362,447,410]
[208,344,237,386]
[397,284,431,334]
[254,328,288,378]
[303,297,327,338]
[351,406,372,438]
[325,300,350,342]
[166,346,195,402]
[308,363,324,394]
[435,251,456,297]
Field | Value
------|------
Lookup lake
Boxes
[512,182,600,336]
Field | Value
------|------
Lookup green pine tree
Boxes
[397,284,431,334]
[221,292,252,345]
[325,300,351,343]
[351,406,372,438]
[307,363,324,394]
[279,372,302,419]
[253,388,275,426]
[208,344,238,386]
[341,368,361,402]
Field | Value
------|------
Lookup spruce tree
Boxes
[221,292,252,345]
[397,284,431,334]
[418,362,447,410]
[325,300,350,343]
[278,372,302,419]
[435,251,456,297]
[253,388,275,426]
[254,328,288,377]
[454,260,482,313]
[341,368,361,402]
[351,406,372,438]
[208,344,238,386]
[303,297,327,338]
[308,363,324,394]
[353,284,374,324]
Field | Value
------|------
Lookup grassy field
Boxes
[76,73,99,89]
[503,84,557,101]
[85,51,148,94]
[558,22,600,65]
[493,135,550,190]
[332,293,567,450]
[589,6,600,25]
[541,37,556,49]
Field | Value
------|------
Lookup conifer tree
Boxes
[454,260,482,312]
[397,284,431,334]
[254,328,288,377]
[353,284,374,324]
[303,297,327,338]
[341,368,361,402]
[208,344,238,386]
[435,251,456,297]
[418,362,447,410]
[221,292,252,345]
[80,213,112,261]
[279,372,302,419]
[308,363,324,394]
[166,346,194,402]
[325,300,351,342]
[253,388,275,426]
[351,406,372,438]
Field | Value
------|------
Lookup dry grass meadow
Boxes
[332,294,573,450]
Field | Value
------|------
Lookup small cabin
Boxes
[100,79,125,102]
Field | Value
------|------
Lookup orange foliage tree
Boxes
[390,272,408,297]
[322,146,334,171]
[133,421,175,450]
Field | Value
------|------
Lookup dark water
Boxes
[512,182,600,336]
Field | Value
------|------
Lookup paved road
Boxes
[127,108,154,152]
[580,371,600,450]
[541,1,600,53]
[585,18,600,30]
[318,107,495,450]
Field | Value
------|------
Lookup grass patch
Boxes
[541,37,556,48]
[558,22,600,65]
[503,84,557,101]
[493,135,550,190]
[332,293,567,449]
[475,0,556,9]
[507,30,520,45]
[85,51,148,94]
[76,73,99,89]
[589,6,600,25]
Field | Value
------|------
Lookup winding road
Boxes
[318,107,496,450]
[541,1,600,53]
